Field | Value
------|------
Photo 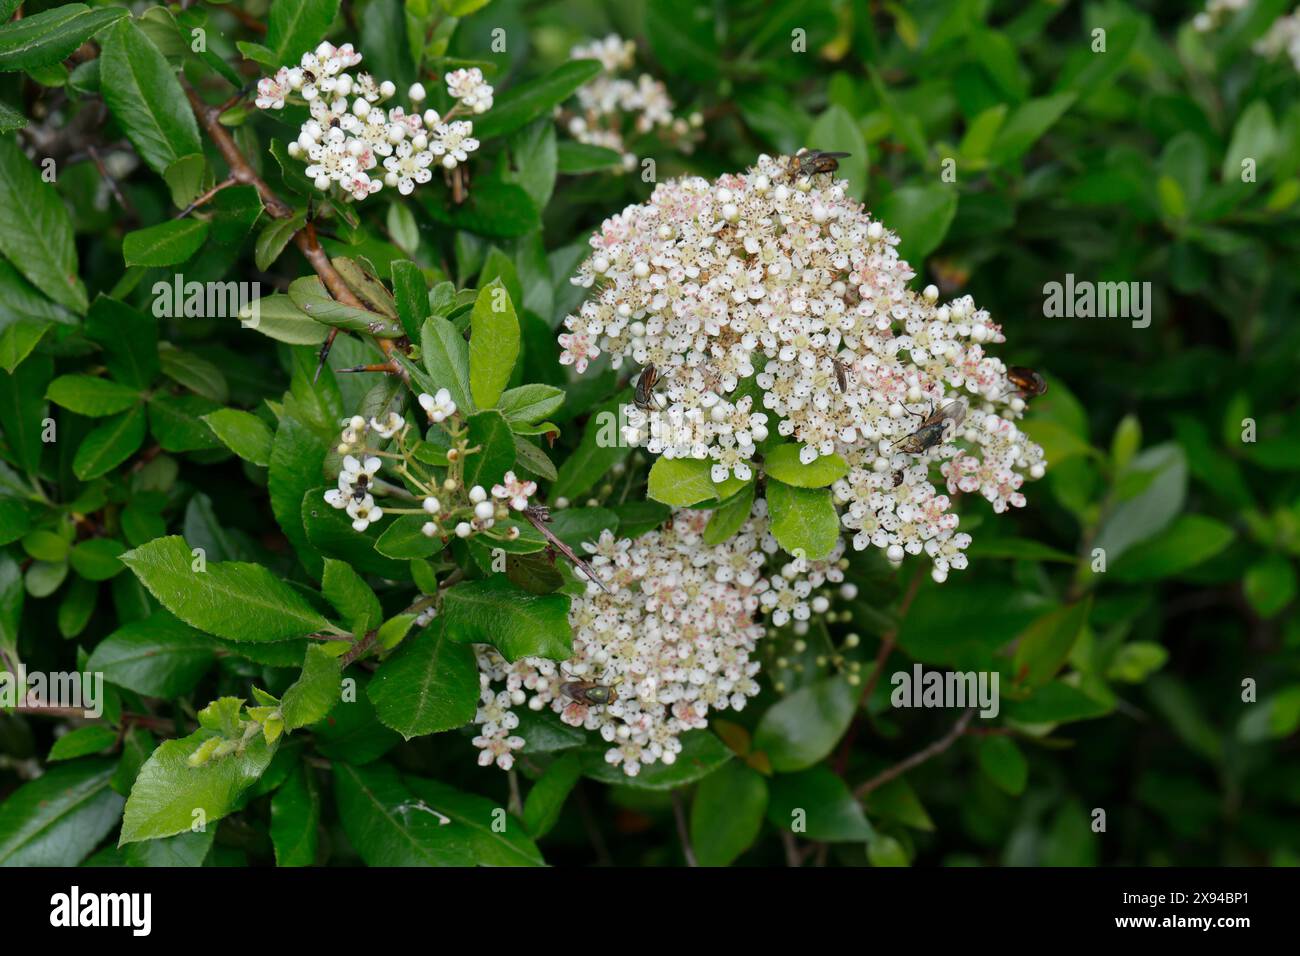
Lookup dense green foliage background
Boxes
[0,0,1296,867]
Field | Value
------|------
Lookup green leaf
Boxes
[1003,681,1111,725]
[420,315,474,414]
[474,59,602,140]
[0,551,21,660]
[271,762,320,866]
[1090,443,1187,566]
[0,98,25,133]
[645,0,719,83]
[0,351,51,473]
[288,275,403,337]
[124,828,214,867]
[123,219,209,267]
[766,766,873,842]
[374,515,441,560]
[978,736,1028,795]
[73,404,147,481]
[119,731,276,844]
[46,374,139,417]
[86,613,215,697]
[753,677,857,772]
[551,391,633,501]
[239,295,330,346]
[647,456,743,506]
[462,409,516,489]
[267,0,341,65]
[68,537,127,580]
[1111,514,1235,582]
[48,725,118,762]
[1243,554,1296,619]
[120,535,332,642]
[321,557,381,636]
[987,92,1076,164]
[763,444,848,487]
[1221,101,1277,183]
[368,620,479,739]
[807,105,868,199]
[1011,599,1091,688]
[704,483,756,545]
[468,279,520,409]
[556,141,624,174]
[0,760,123,865]
[282,645,342,731]
[147,393,221,452]
[254,210,307,271]
[690,761,768,866]
[100,19,202,177]
[160,343,228,403]
[391,259,428,339]
[0,5,127,73]
[0,136,87,313]
[579,729,732,789]
[765,479,840,560]
[496,384,565,424]
[269,412,331,578]
[85,296,159,389]
[335,762,543,866]
[876,183,959,264]
[202,408,273,466]
[522,752,581,839]
[442,577,572,662]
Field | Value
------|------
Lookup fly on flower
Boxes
[633,363,664,410]
[560,668,622,707]
[832,356,850,393]
[789,148,851,180]
[1006,366,1048,400]
[894,400,967,455]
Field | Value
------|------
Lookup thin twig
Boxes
[174,175,236,219]
[853,709,975,799]
[87,143,136,219]
[671,790,698,867]
[834,566,926,773]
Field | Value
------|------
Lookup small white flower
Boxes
[491,472,537,511]
[346,495,383,532]
[369,412,404,438]
[445,67,494,113]
[418,388,457,423]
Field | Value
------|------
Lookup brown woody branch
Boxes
[184,83,410,383]
[853,708,975,799]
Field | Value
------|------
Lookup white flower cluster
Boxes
[1193,0,1300,72]
[561,34,700,169]
[253,43,490,200]
[558,154,1047,579]
[1254,7,1300,71]
[1192,0,1250,32]
[473,508,783,775]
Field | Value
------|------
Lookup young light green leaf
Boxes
[763,444,848,487]
[764,479,840,560]
[119,731,276,844]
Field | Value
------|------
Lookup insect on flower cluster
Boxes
[252,42,492,200]
[558,153,1048,580]
[471,505,849,776]
[557,33,701,170]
